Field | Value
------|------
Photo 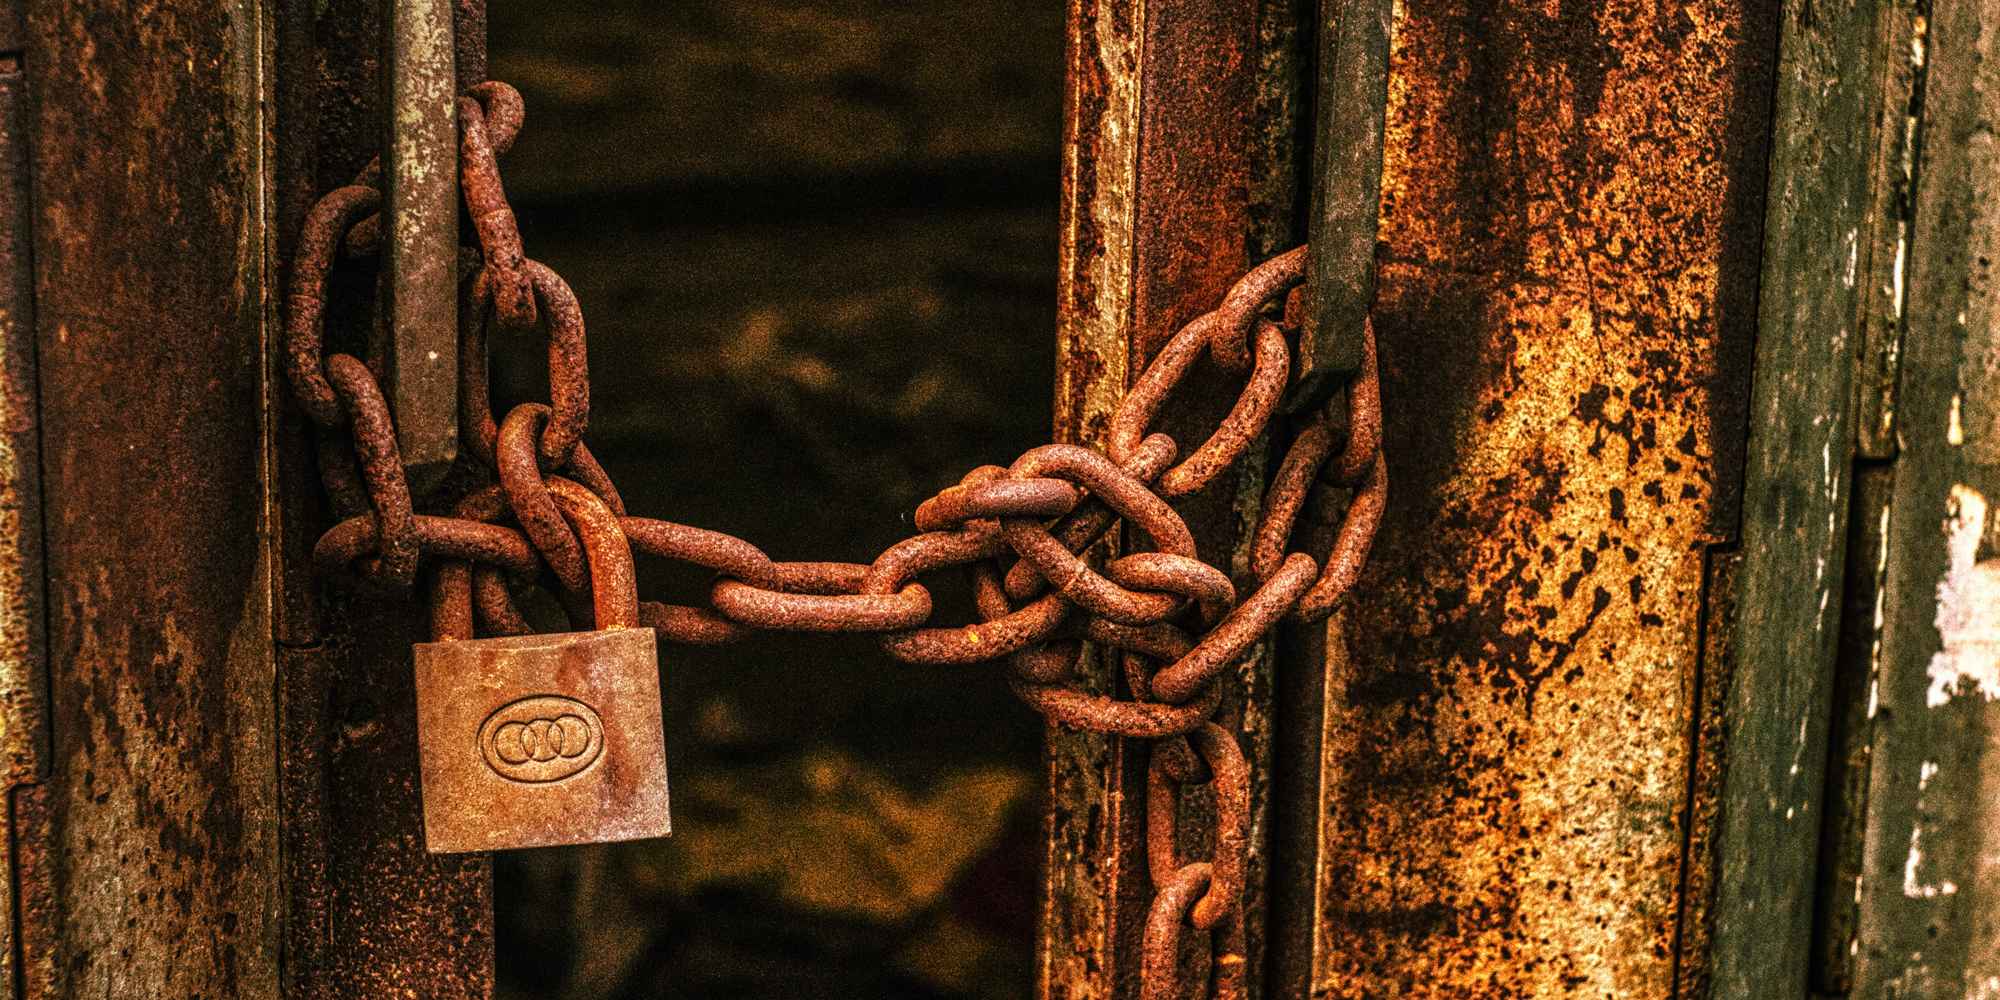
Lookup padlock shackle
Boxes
[429,560,475,642]
[546,476,641,630]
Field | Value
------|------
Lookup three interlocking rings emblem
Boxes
[477,695,605,783]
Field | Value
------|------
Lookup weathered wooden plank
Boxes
[1851,0,2000,991]
[1707,0,1902,994]
[1853,3,1928,461]
[1808,460,1895,994]
[23,0,281,994]
[1305,2,1774,994]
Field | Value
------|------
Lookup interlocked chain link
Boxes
[287,80,1386,1000]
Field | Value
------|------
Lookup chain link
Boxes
[286,79,1387,999]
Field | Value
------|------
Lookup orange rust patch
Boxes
[1311,1,1772,996]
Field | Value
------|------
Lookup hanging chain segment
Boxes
[287,80,1386,1000]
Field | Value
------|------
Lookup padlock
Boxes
[412,477,671,853]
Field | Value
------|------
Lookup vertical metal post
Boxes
[1292,0,1390,411]
[1046,2,1307,996]
[276,0,494,994]
[0,4,47,995]
[23,0,283,993]
[380,0,458,494]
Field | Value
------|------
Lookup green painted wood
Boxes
[1709,0,1899,994]
[1852,5,1929,461]
[1851,0,2000,992]
[1809,460,1896,994]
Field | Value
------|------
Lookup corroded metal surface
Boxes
[1298,0,1391,404]
[1043,0,1148,992]
[0,35,43,1000]
[414,628,670,852]
[381,0,459,492]
[24,0,281,993]
[0,6,41,836]
[1306,2,1773,995]
[416,480,670,855]
[1045,1,1269,995]
[275,0,496,994]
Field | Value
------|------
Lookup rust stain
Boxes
[1053,0,1139,453]
[1312,1,1772,996]
[1043,0,1273,995]
[23,0,289,993]
[1042,0,1144,995]
[276,1,497,995]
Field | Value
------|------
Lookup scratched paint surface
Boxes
[1311,2,1770,995]
[1850,0,2000,987]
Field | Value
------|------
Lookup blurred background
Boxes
[484,3,1065,997]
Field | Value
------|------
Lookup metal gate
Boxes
[0,0,1994,997]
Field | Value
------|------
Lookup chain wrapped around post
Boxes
[286,80,1387,999]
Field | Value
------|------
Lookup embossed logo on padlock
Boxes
[478,695,605,783]
[414,627,671,854]
[414,472,670,854]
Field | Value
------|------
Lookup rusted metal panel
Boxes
[0,38,44,809]
[0,38,45,1000]
[10,784,51,998]
[23,0,282,994]
[1671,548,1738,1000]
[1850,0,2000,990]
[1128,9,1268,1000]
[1044,0,1289,996]
[1707,0,1907,993]
[275,0,495,994]
[1302,2,1774,995]
[279,639,495,998]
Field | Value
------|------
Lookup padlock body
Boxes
[413,627,670,853]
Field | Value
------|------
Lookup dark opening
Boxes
[485,4,1064,997]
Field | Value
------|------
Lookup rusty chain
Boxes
[287,80,1386,1000]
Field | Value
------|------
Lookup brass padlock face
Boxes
[413,627,671,853]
